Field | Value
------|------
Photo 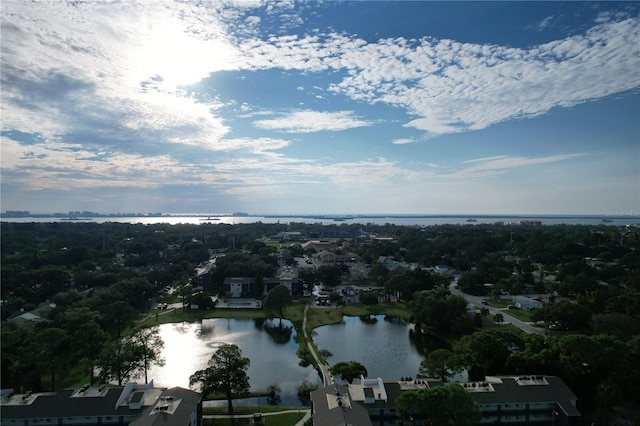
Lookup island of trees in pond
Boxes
[1,221,639,424]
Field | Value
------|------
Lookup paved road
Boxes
[449,284,545,335]
[303,305,334,386]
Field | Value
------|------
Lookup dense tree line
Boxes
[1,221,639,423]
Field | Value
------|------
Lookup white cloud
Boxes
[392,138,415,145]
[462,155,510,164]
[1,2,637,214]
[446,153,586,179]
[323,17,640,135]
[0,137,187,191]
[253,110,371,133]
[536,16,554,31]
[214,137,291,152]
[232,13,639,136]
[4,2,637,148]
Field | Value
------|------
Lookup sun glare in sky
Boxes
[1,1,638,215]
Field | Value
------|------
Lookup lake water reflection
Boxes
[147,315,453,406]
[313,315,449,380]
[147,318,321,406]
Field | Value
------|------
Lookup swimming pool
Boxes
[228,301,253,307]
[220,299,262,309]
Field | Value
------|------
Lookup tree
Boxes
[507,334,555,375]
[97,327,164,386]
[329,361,367,384]
[297,379,318,406]
[592,312,640,338]
[73,320,109,385]
[100,301,135,338]
[395,383,481,425]
[266,384,281,405]
[411,288,468,334]
[360,292,379,305]
[129,326,165,384]
[262,284,291,326]
[316,265,344,287]
[454,331,510,380]
[189,344,250,416]
[532,300,591,331]
[418,349,462,382]
[32,327,69,391]
[97,338,141,386]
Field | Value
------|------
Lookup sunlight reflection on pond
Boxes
[147,318,320,406]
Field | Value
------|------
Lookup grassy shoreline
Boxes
[61,301,526,393]
[138,301,414,378]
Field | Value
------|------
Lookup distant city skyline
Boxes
[1,1,639,215]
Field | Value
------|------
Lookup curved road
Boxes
[303,305,334,386]
[449,284,545,335]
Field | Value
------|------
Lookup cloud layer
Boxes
[1,1,638,214]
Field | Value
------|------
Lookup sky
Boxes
[1,1,639,216]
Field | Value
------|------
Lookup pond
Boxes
[313,315,450,380]
[147,318,320,406]
[146,315,455,406]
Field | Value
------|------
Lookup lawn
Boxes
[139,307,269,327]
[202,413,305,426]
[203,406,307,426]
[504,308,536,322]
[303,302,412,332]
[484,298,513,308]
[203,406,300,415]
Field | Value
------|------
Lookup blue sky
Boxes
[1,1,639,215]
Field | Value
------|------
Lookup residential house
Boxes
[378,256,413,272]
[7,302,56,326]
[512,295,543,310]
[222,277,253,298]
[265,266,303,296]
[191,259,216,291]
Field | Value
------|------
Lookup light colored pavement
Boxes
[449,284,545,335]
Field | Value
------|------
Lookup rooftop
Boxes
[467,376,580,416]
[1,383,201,426]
